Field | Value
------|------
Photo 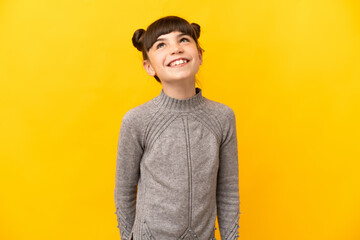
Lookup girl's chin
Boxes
[160,77,196,84]
[162,72,198,81]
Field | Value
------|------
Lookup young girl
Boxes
[114,16,240,240]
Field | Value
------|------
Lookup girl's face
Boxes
[143,31,203,84]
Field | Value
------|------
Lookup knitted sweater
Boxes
[114,88,240,240]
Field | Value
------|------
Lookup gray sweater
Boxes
[114,88,240,240]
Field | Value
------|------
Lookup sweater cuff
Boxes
[115,207,133,240]
[222,211,241,240]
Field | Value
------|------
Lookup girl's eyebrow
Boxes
[155,32,188,43]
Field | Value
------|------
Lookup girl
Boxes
[114,16,240,240]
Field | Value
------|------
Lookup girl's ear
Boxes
[143,60,156,76]
[198,50,203,65]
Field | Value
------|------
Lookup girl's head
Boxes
[132,16,204,83]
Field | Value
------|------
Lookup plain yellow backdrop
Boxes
[1,0,359,239]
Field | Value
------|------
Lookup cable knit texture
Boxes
[114,88,240,240]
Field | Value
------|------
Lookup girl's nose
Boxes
[170,43,183,54]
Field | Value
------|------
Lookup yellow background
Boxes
[1,0,359,239]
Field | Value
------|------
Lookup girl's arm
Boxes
[217,108,240,239]
[114,109,144,240]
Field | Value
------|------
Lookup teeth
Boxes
[170,59,187,67]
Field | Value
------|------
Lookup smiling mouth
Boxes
[167,59,189,67]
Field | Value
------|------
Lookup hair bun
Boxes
[190,23,201,39]
[132,29,145,51]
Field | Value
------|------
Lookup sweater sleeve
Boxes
[217,108,240,240]
[114,109,144,240]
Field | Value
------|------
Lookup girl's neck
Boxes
[161,81,196,100]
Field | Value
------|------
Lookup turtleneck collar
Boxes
[153,87,206,111]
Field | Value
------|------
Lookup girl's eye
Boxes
[180,37,190,43]
[156,43,165,49]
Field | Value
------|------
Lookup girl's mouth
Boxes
[167,59,189,67]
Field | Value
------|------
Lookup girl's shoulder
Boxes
[121,99,155,124]
[202,97,236,120]
[120,97,162,132]
[201,98,237,140]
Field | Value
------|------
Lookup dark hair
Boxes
[132,16,203,82]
